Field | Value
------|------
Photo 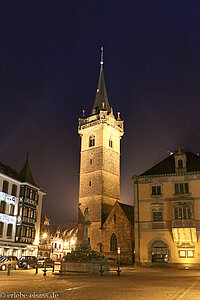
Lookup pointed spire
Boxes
[92,47,111,114]
[100,46,104,70]
[19,154,38,187]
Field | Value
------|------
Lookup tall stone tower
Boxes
[78,48,124,251]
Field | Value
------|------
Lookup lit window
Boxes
[2,180,9,193]
[174,183,189,194]
[18,206,22,216]
[11,184,17,196]
[110,233,117,251]
[7,224,13,237]
[9,204,15,216]
[179,250,186,258]
[187,250,194,258]
[23,207,28,217]
[151,185,161,196]
[22,226,26,237]
[89,135,95,147]
[153,211,163,222]
[27,228,32,238]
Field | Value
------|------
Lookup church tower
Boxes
[78,48,124,251]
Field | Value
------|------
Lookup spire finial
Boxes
[26,152,29,162]
[100,47,104,69]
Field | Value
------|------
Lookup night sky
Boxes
[1,1,200,223]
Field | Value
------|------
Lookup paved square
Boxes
[0,267,200,300]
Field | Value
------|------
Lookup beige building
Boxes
[133,148,200,268]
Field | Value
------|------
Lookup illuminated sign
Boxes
[0,192,15,203]
[0,213,15,224]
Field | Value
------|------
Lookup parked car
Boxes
[37,257,54,268]
[0,256,19,270]
[18,256,38,269]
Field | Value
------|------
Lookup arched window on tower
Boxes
[110,233,117,251]
[178,159,183,169]
[109,137,113,148]
[89,135,95,147]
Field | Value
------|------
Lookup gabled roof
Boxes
[0,162,20,181]
[92,48,110,114]
[140,151,200,176]
[19,155,38,187]
[103,201,134,226]
[118,202,134,226]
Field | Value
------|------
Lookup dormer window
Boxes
[89,135,95,147]
[178,159,183,169]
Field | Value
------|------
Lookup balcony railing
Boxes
[140,221,171,230]
[171,219,195,228]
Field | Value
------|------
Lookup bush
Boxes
[63,249,106,262]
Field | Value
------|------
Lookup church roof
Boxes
[140,151,200,176]
[92,48,110,114]
[19,155,38,187]
[118,202,134,226]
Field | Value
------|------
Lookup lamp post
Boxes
[117,247,121,276]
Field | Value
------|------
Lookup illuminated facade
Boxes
[0,157,45,258]
[39,215,77,260]
[133,148,200,267]
[77,48,135,261]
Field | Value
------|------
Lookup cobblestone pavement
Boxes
[0,267,200,300]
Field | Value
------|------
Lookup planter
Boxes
[61,261,110,274]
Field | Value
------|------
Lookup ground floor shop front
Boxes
[0,242,38,258]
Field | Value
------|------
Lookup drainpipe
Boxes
[133,175,140,265]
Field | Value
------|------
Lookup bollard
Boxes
[42,269,47,276]
[59,263,63,276]
[35,263,38,274]
[7,264,11,276]
[99,263,104,276]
